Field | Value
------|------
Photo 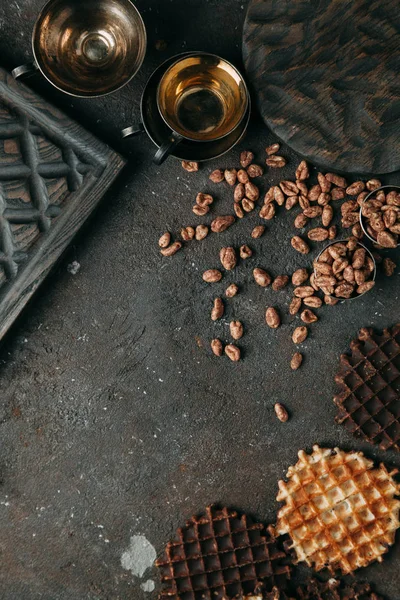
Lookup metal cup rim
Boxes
[359,184,400,248]
[31,0,147,98]
[314,238,377,302]
[155,51,249,143]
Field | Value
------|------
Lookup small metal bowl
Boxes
[359,184,400,247]
[314,239,377,302]
[14,0,147,97]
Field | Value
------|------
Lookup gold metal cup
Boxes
[12,0,147,98]
[153,53,249,164]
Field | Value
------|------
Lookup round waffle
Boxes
[155,505,291,600]
[334,325,400,451]
[274,446,400,574]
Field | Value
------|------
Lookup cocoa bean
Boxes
[237,169,249,184]
[211,298,224,321]
[159,232,171,248]
[211,339,223,356]
[294,286,315,298]
[196,193,213,207]
[209,169,224,183]
[161,242,182,256]
[294,213,309,229]
[220,247,237,270]
[383,258,396,276]
[230,320,244,340]
[195,224,209,240]
[242,198,255,212]
[247,164,263,178]
[292,326,308,344]
[296,160,309,181]
[182,160,199,172]
[203,269,222,282]
[366,178,382,191]
[291,236,310,254]
[325,173,347,188]
[301,309,318,324]
[240,150,254,168]
[290,352,303,370]
[266,155,286,168]
[280,180,299,196]
[181,226,195,240]
[266,307,281,328]
[251,225,265,238]
[193,204,210,216]
[253,268,272,287]
[303,206,322,218]
[346,181,365,196]
[225,344,241,361]
[245,182,260,201]
[260,203,276,220]
[211,215,235,233]
[234,183,245,203]
[289,297,302,315]
[265,143,280,155]
[303,296,322,308]
[274,403,289,422]
[292,268,309,286]
[322,205,333,227]
[240,245,253,259]
[317,173,331,192]
[272,275,289,291]
[225,283,239,297]
[224,169,237,185]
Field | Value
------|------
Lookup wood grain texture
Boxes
[0,67,125,341]
[243,0,400,174]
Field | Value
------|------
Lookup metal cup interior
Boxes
[359,184,400,247]
[314,239,377,302]
[32,0,146,97]
[157,53,248,142]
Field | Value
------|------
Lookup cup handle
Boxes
[153,133,184,166]
[12,62,39,80]
[121,123,145,139]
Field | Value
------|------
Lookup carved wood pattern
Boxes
[0,68,125,341]
[243,0,400,174]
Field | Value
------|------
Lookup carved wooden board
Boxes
[0,68,125,341]
[243,0,400,175]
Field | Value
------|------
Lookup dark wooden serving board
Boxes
[0,67,125,341]
[243,0,400,175]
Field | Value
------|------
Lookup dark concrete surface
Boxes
[0,1,400,599]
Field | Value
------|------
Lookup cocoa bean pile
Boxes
[161,146,398,379]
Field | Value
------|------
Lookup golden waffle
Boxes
[274,445,400,574]
[155,505,291,600]
[334,325,400,451]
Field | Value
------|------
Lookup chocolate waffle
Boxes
[155,505,291,600]
[275,446,400,574]
[334,325,400,451]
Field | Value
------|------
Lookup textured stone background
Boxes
[0,1,399,599]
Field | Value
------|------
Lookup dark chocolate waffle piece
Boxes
[155,505,291,600]
[334,324,400,451]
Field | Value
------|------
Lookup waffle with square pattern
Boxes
[155,505,291,600]
[334,325,400,451]
[274,446,400,574]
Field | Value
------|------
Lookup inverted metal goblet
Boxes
[12,0,147,98]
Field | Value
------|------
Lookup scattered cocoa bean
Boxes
[308,227,329,242]
[286,196,299,210]
[303,206,322,219]
[196,192,214,207]
[245,182,260,201]
[211,215,235,233]
[195,224,209,240]
[290,352,303,370]
[346,181,365,195]
[234,203,244,219]
[209,169,224,183]
[322,205,333,227]
[260,203,276,220]
[211,339,223,356]
[234,183,245,203]
[357,281,375,295]
[193,204,210,216]
[377,230,398,248]
[182,161,199,172]
[280,180,299,196]
[291,236,310,254]
[317,192,331,206]
[253,268,272,287]
[211,297,224,321]
[308,184,322,200]
[383,257,396,276]
[242,198,255,212]
[317,173,331,192]
[328,225,337,240]
[331,188,345,200]
[230,320,244,340]
[225,283,239,297]
[225,344,241,361]
[296,160,309,181]
[296,181,308,196]
[294,286,315,298]
[240,150,254,168]
[289,297,302,315]
[203,269,222,282]
[299,195,310,210]
[161,242,182,256]
[247,164,263,178]
[301,309,318,324]
[325,295,339,305]
[266,155,286,168]
[366,178,382,191]
[181,226,195,240]
[294,213,309,229]
[292,326,308,344]
[159,232,171,248]
[265,143,280,155]
[240,245,253,259]
[266,307,281,328]
[273,186,286,206]
[274,403,289,422]
[251,225,265,238]
[325,173,347,188]
[272,275,289,291]
[224,169,237,186]
[237,169,249,184]
[292,268,309,286]
[303,296,322,308]
[220,247,237,270]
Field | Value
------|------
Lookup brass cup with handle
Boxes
[152,53,249,165]
[12,0,147,98]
